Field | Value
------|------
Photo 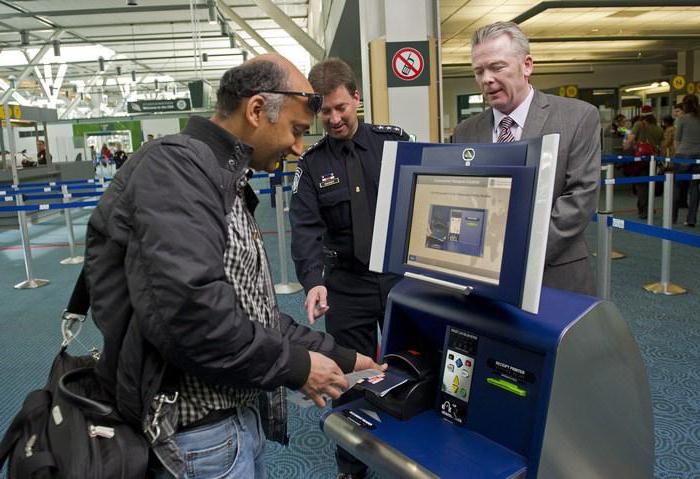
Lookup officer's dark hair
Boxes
[308,58,357,97]
[216,59,290,121]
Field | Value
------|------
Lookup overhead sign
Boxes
[0,105,22,120]
[127,98,191,114]
[558,85,578,98]
[386,41,431,87]
[0,105,57,122]
[672,75,686,91]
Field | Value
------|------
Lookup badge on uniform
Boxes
[319,172,340,188]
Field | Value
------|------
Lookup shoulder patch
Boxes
[292,167,303,194]
[299,135,327,161]
[370,124,405,137]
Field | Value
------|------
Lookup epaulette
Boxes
[370,124,405,136]
[299,135,327,161]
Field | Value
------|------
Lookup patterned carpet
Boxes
[0,183,698,478]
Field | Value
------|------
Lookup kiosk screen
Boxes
[406,174,512,285]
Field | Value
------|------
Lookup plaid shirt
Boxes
[176,170,281,426]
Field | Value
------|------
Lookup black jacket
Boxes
[84,116,355,430]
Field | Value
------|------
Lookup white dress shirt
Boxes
[492,86,535,142]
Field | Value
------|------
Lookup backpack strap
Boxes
[65,268,89,316]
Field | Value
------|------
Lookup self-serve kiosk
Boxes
[320,136,654,478]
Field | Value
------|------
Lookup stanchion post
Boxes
[644,170,686,295]
[647,156,655,225]
[283,159,291,212]
[60,185,84,265]
[604,164,625,260]
[13,193,50,289]
[595,211,612,300]
[273,185,303,294]
[605,164,614,212]
[5,103,50,289]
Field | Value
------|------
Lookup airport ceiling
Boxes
[0,0,699,112]
[442,0,700,78]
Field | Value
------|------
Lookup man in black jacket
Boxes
[84,54,383,478]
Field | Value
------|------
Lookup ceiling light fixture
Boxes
[127,0,138,5]
[202,53,209,62]
[116,66,122,75]
[154,79,159,90]
[52,40,61,57]
[229,34,237,49]
[207,0,217,25]
[624,81,670,93]
[242,50,248,62]
[131,70,136,82]
[220,20,229,37]
[98,56,105,72]
[20,30,29,46]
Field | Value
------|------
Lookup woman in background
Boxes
[675,94,700,227]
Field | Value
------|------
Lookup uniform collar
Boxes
[328,121,370,153]
[183,115,254,172]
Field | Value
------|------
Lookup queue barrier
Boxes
[0,178,103,189]
[594,166,700,298]
[4,180,301,295]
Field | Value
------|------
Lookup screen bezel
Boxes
[388,165,537,308]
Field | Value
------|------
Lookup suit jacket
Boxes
[454,89,600,291]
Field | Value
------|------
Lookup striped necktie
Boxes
[497,116,516,143]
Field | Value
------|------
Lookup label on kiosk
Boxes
[439,326,478,425]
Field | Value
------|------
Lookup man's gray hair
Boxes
[259,92,284,122]
[471,21,530,58]
[216,60,289,123]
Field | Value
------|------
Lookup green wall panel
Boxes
[72,120,143,151]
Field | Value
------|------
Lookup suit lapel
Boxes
[477,109,494,142]
[522,89,550,140]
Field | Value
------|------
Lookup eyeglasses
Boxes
[253,90,323,114]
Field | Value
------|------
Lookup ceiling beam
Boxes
[254,0,323,60]
[0,5,208,20]
[529,35,700,43]
[0,29,65,104]
[0,16,306,33]
[216,0,276,54]
[511,1,700,25]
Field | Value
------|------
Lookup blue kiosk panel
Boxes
[324,138,653,478]
[322,280,654,478]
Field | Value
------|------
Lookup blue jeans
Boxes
[155,406,267,478]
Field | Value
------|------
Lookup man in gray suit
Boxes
[453,21,600,295]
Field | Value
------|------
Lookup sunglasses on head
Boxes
[251,90,323,114]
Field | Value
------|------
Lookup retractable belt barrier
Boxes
[4,175,300,294]
[0,178,104,189]
[595,160,699,298]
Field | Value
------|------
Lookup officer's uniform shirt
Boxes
[290,122,409,291]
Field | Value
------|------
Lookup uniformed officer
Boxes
[289,58,410,479]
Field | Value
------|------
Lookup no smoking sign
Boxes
[386,41,430,87]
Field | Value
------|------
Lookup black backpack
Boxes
[0,270,149,478]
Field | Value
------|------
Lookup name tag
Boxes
[320,173,340,188]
